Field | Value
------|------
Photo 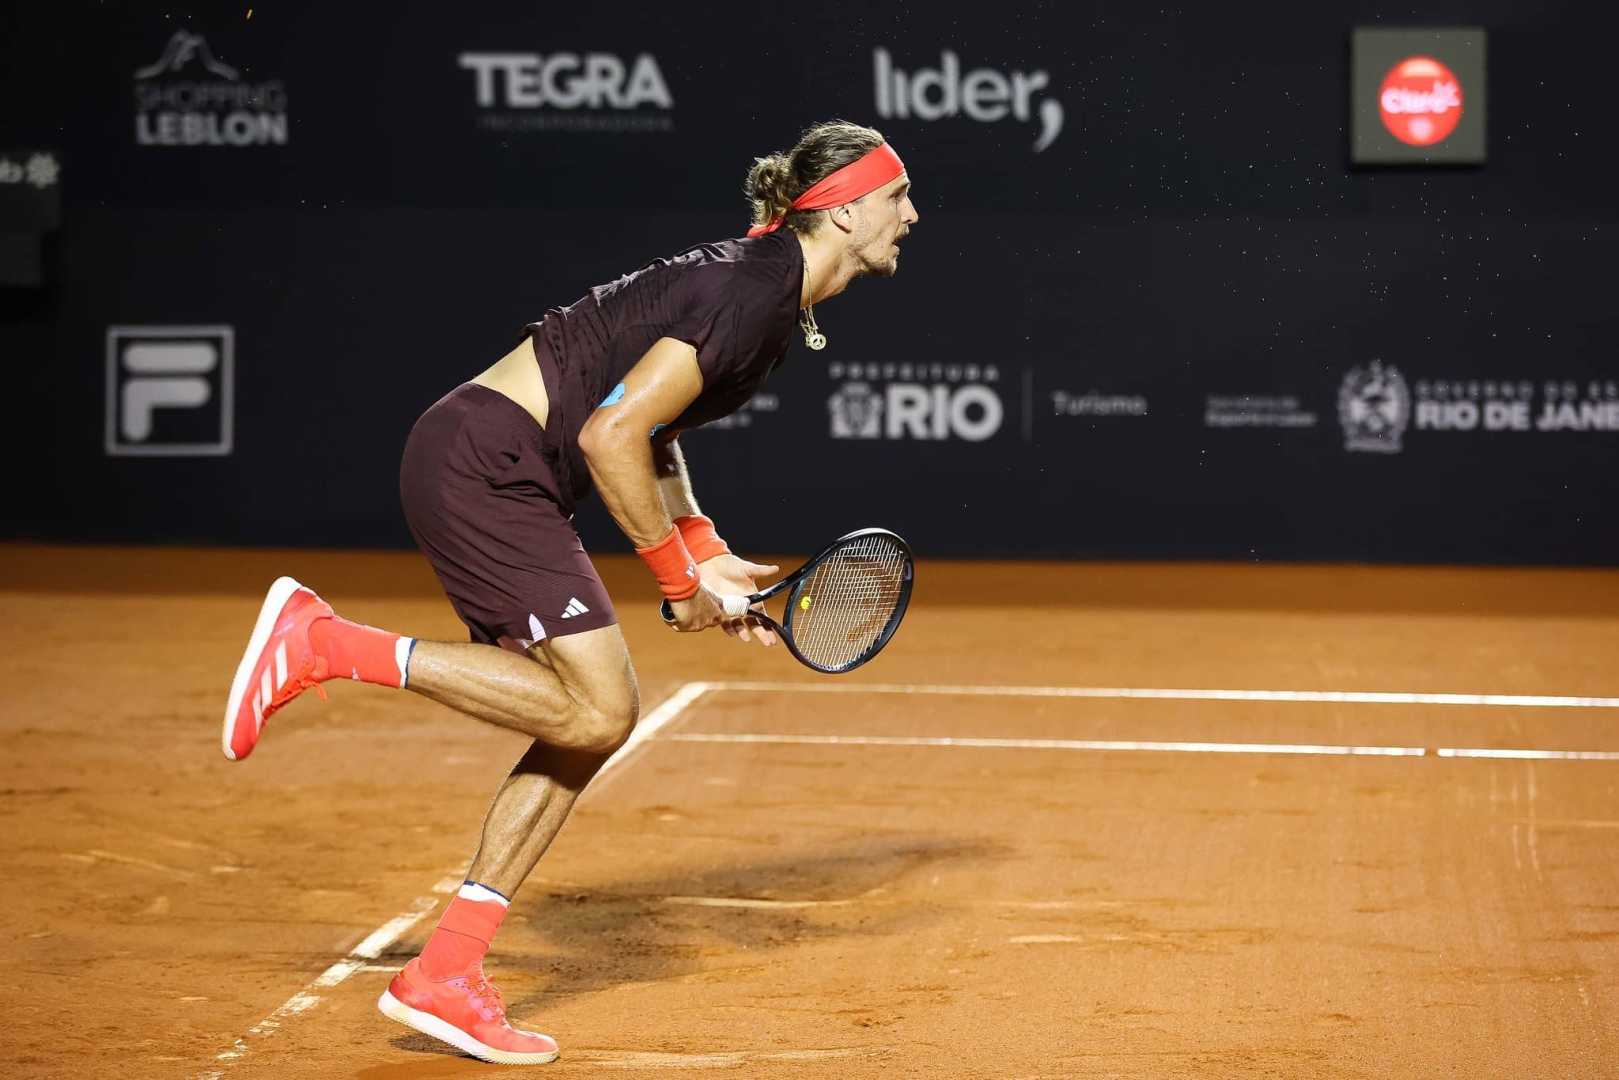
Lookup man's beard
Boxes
[857,242,900,278]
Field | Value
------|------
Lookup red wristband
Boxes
[635,527,700,601]
[674,514,730,564]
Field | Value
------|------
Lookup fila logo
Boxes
[561,597,591,619]
[106,325,234,456]
[250,641,290,733]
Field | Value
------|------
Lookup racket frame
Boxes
[660,527,915,674]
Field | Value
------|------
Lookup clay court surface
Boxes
[5,545,1619,1079]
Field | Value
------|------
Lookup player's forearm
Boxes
[577,335,705,552]
[579,428,671,549]
[652,438,702,520]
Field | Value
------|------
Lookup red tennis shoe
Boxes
[221,576,333,761]
[378,958,559,1065]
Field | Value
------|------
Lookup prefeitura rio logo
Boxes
[1378,56,1463,147]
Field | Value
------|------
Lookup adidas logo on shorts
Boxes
[560,597,590,619]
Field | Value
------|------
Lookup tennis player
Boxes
[220,120,916,1065]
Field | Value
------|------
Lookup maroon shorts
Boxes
[399,384,616,648]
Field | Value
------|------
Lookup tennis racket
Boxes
[660,527,914,674]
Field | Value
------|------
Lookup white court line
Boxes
[196,680,712,1079]
[196,674,1619,1076]
[1438,747,1619,761]
[669,683,1619,762]
[672,732,1619,762]
[195,884,457,1080]
[583,680,713,797]
[705,680,1619,710]
[668,732,1427,757]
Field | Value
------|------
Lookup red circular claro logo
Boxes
[1378,56,1464,146]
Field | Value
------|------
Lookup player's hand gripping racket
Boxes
[661,528,914,674]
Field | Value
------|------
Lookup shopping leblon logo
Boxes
[827,361,1004,442]
[873,48,1064,153]
[459,51,674,133]
[134,31,288,147]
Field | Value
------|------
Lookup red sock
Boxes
[419,884,509,979]
[308,616,410,687]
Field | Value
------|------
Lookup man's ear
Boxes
[828,203,856,235]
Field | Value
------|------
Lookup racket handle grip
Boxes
[659,594,753,624]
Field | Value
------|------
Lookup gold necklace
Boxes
[799,252,826,351]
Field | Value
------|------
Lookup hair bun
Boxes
[744,153,796,228]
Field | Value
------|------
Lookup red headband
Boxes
[747,143,907,237]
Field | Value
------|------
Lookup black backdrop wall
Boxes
[3,1,1616,562]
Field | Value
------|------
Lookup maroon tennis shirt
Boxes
[524,229,803,506]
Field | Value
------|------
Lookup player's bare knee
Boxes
[569,688,637,754]
[573,698,635,754]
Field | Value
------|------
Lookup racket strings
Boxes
[790,534,908,670]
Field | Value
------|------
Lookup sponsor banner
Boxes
[1207,363,1619,455]
[873,47,1065,153]
[1379,56,1463,147]
[1341,369,1619,452]
[133,31,288,147]
[1205,395,1318,430]
[826,360,1007,442]
[0,148,61,284]
[1338,360,1410,452]
[1032,382,1152,443]
[822,366,1149,446]
[1047,390,1148,419]
[38,196,1618,558]
[1523,382,1619,433]
[105,325,234,457]
[1351,28,1485,164]
[0,150,62,203]
[459,51,674,133]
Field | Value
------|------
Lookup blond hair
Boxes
[743,120,886,235]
